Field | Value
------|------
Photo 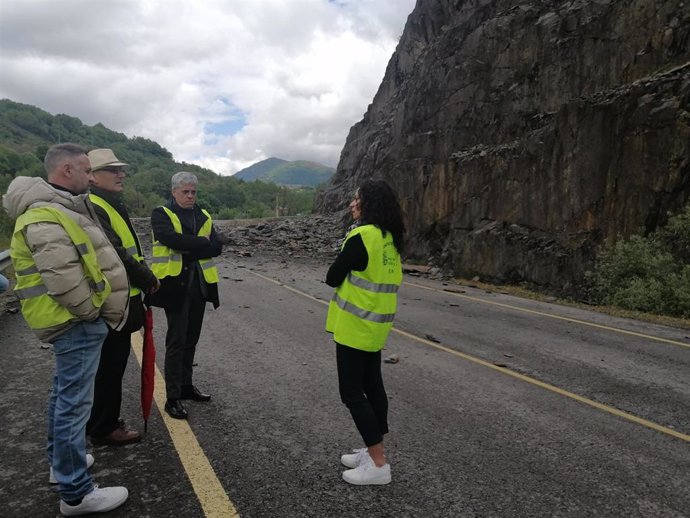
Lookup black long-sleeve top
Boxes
[326,233,368,287]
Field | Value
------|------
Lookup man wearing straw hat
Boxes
[86,148,159,446]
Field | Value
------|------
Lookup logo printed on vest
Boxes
[383,241,398,273]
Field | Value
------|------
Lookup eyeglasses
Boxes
[96,167,126,175]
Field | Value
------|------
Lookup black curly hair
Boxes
[357,179,406,254]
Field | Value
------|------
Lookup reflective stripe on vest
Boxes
[345,272,400,294]
[11,207,112,332]
[330,292,396,323]
[325,224,402,352]
[151,206,219,284]
[90,194,142,296]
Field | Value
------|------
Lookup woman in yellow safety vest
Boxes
[325,179,405,486]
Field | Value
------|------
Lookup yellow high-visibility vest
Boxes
[11,207,112,332]
[326,224,402,351]
[90,193,142,296]
[151,206,219,284]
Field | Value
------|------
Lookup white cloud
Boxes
[0,0,415,175]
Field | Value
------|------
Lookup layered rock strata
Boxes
[315,0,690,295]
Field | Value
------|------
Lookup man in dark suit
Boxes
[149,171,222,419]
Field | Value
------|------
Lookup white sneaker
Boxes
[342,457,392,485]
[340,447,370,468]
[50,453,95,484]
[60,485,128,516]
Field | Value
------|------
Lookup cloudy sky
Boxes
[0,0,416,175]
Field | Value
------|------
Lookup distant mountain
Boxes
[234,157,334,187]
[233,157,288,182]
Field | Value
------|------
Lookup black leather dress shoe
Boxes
[90,424,141,446]
[165,399,188,419]
[181,385,211,402]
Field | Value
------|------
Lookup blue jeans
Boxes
[47,318,108,501]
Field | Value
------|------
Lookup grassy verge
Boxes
[448,277,690,331]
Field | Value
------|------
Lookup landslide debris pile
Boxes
[132,214,345,262]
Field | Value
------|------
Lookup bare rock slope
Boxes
[316,0,690,296]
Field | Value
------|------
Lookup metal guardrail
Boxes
[0,249,11,273]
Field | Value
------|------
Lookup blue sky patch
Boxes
[206,116,246,136]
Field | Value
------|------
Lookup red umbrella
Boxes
[141,306,156,432]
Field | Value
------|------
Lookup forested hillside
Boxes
[0,99,316,235]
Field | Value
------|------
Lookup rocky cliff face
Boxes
[315,0,690,295]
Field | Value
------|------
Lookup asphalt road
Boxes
[1,252,689,518]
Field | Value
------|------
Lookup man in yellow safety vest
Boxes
[86,148,160,446]
[148,171,222,420]
[3,143,130,516]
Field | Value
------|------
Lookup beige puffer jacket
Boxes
[3,176,129,342]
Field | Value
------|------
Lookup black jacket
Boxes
[91,187,158,292]
[148,199,222,310]
[90,186,158,332]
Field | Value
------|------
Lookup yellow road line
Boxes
[393,328,690,443]
[131,332,240,518]
[248,269,690,443]
[405,280,690,350]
